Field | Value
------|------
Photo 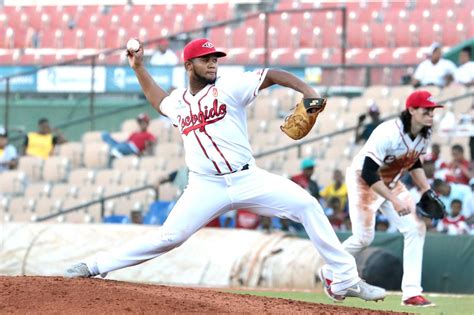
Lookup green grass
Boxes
[227,290,474,315]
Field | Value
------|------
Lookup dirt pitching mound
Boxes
[0,276,404,314]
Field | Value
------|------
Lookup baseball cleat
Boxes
[317,267,344,302]
[333,280,386,302]
[402,295,435,307]
[64,263,93,278]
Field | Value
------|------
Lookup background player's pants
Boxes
[342,168,426,300]
[88,165,360,292]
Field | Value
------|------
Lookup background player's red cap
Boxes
[405,90,443,109]
[183,38,226,62]
[137,113,150,123]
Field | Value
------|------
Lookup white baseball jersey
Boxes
[160,69,268,175]
[413,58,456,86]
[454,61,474,85]
[351,118,430,188]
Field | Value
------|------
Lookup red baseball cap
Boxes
[137,113,150,123]
[405,90,443,109]
[183,38,226,62]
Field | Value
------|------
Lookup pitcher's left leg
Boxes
[379,187,426,301]
[233,168,360,292]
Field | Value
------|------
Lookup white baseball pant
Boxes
[341,168,426,300]
[87,164,360,292]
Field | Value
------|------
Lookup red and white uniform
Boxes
[324,118,430,301]
[88,69,360,292]
[437,215,470,235]
[160,69,264,175]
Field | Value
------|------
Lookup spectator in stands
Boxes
[0,127,18,172]
[326,197,347,231]
[23,118,66,159]
[291,158,320,201]
[423,143,447,170]
[149,39,179,66]
[432,179,471,216]
[454,46,474,87]
[235,209,261,230]
[444,144,471,185]
[355,104,383,144]
[436,199,470,235]
[411,42,456,88]
[320,169,348,209]
[131,210,143,224]
[462,178,474,220]
[102,113,156,158]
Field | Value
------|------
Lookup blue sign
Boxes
[0,67,37,92]
[106,66,173,92]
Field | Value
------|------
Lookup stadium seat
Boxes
[103,214,130,224]
[95,169,122,186]
[157,182,179,201]
[140,156,167,172]
[56,142,83,169]
[120,170,148,187]
[68,168,95,186]
[121,119,140,134]
[112,156,140,171]
[76,185,104,201]
[143,200,175,225]
[83,142,109,169]
[50,183,78,199]
[0,171,27,195]
[18,156,44,182]
[34,197,62,218]
[42,156,71,182]
[219,214,235,228]
[81,131,104,143]
[24,182,51,199]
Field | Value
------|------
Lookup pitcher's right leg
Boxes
[65,174,232,278]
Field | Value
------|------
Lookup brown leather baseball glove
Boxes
[280,97,327,140]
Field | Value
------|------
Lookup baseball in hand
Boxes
[127,39,140,52]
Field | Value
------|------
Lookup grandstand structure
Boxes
[0,0,472,66]
[0,0,473,225]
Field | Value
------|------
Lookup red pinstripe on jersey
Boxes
[197,86,233,173]
[182,89,221,174]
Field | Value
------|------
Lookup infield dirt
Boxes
[0,276,407,314]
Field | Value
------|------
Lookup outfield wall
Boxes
[0,223,323,289]
[1,223,472,293]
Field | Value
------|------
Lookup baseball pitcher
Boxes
[65,38,385,302]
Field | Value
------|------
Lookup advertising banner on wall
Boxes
[106,66,174,92]
[36,66,106,92]
[0,67,37,92]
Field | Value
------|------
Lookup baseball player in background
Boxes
[65,38,386,302]
[319,90,441,307]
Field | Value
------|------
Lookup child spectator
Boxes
[444,144,471,185]
[326,197,347,231]
[291,158,321,201]
[102,113,156,158]
[432,179,471,215]
[320,169,348,209]
[437,199,470,235]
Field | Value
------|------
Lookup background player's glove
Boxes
[280,97,327,140]
[416,189,446,219]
